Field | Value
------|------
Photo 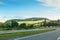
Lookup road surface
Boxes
[9,29,60,40]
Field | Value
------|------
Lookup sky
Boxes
[0,0,60,22]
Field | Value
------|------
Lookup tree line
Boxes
[0,19,60,30]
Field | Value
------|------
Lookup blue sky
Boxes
[0,0,60,22]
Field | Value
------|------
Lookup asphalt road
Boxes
[11,29,60,40]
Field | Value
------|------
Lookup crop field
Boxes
[18,20,50,24]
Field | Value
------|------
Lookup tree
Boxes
[4,20,18,29]
[20,23,27,29]
[28,24,34,29]
[0,22,4,28]
[42,18,47,27]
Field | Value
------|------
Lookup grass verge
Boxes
[0,29,55,40]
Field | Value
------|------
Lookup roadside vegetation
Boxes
[0,18,59,30]
[0,29,55,40]
[0,17,58,40]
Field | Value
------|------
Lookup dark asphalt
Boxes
[12,29,60,40]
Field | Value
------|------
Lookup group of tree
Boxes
[0,19,60,30]
[41,19,60,27]
[0,20,35,30]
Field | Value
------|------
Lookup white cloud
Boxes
[36,0,60,20]
[37,0,60,9]
[42,10,60,20]
[0,17,12,22]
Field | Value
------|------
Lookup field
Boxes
[18,20,50,24]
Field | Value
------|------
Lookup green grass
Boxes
[0,29,55,40]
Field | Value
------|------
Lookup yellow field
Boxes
[18,20,50,25]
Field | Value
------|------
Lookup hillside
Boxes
[5,18,50,24]
[9,17,50,22]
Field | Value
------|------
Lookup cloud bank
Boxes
[37,0,60,9]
